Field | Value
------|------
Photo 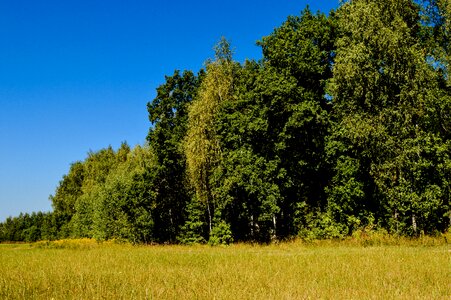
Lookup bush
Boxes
[208,221,233,245]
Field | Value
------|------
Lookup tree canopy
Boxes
[1,0,449,244]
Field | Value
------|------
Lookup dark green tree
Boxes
[147,69,203,242]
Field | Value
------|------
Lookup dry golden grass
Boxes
[0,237,449,299]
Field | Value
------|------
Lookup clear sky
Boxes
[0,0,338,222]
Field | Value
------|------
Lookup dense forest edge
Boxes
[1,0,450,244]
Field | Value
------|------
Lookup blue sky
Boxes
[0,0,338,222]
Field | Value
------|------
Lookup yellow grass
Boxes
[0,238,449,299]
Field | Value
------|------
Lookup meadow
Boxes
[0,237,449,299]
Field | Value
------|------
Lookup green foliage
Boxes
[295,203,348,240]
[147,69,202,242]
[63,145,120,238]
[326,0,451,235]
[49,161,84,236]
[94,146,157,243]
[41,142,158,243]
[0,212,57,243]
[185,38,239,235]
[216,8,334,240]
[1,1,449,244]
[208,220,233,245]
[258,7,336,95]
[177,196,207,244]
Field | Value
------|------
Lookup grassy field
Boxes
[0,237,449,299]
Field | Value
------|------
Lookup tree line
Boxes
[1,0,449,244]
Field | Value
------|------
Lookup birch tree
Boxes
[185,38,237,241]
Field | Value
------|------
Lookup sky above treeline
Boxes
[0,0,338,222]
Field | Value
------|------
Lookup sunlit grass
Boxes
[0,237,449,299]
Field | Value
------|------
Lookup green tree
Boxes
[147,69,203,242]
[49,161,84,236]
[68,146,119,238]
[212,61,283,242]
[177,195,208,244]
[94,146,157,243]
[327,0,450,235]
[185,37,238,242]
[258,8,336,238]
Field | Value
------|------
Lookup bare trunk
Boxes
[272,214,277,241]
[394,209,399,233]
[206,200,212,235]
[250,214,254,238]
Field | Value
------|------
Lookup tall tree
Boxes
[327,0,450,235]
[205,9,337,242]
[257,8,336,237]
[185,38,238,242]
[49,161,84,237]
[68,146,119,238]
[94,146,157,243]
[147,69,202,242]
